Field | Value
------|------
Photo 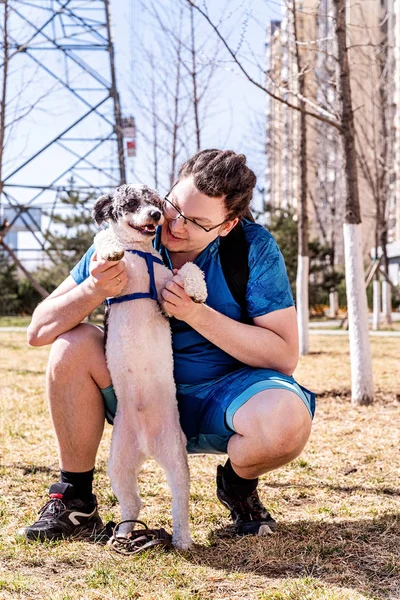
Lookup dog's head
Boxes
[92,184,164,241]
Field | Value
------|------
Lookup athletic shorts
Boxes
[100,367,316,455]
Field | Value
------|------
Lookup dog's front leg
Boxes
[177,262,208,303]
[94,228,125,262]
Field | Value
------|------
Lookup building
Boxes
[266,0,396,268]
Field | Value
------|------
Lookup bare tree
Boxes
[189,0,375,405]
[131,0,221,191]
[333,0,373,405]
[291,0,311,355]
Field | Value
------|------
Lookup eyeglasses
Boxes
[162,196,226,233]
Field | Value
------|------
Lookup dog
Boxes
[92,184,207,550]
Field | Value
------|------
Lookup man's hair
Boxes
[177,149,256,220]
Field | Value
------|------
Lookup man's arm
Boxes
[27,254,128,347]
[161,279,299,376]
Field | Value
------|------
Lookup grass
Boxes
[0,332,399,600]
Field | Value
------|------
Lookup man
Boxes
[20,149,315,541]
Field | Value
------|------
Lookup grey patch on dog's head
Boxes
[113,184,162,219]
[92,193,115,226]
[92,185,162,226]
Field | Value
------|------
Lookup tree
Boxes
[332,0,374,405]
[44,178,97,276]
[0,249,20,314]
[130,0,220,190]
[189,0,375,405]
[292,0,311,355]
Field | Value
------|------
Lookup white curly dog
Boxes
[92,184,207,550]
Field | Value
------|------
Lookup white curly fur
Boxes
[176,262,207,303]
[92,184,207,550]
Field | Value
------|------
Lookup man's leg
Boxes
[217,389,312,535]
[228,388,312,478]
[46,323,110,472]
[18,323,111,541]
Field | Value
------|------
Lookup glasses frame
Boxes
[162,195,226,233]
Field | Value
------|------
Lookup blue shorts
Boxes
[100,367,316,455]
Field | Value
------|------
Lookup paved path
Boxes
[1,326,400,337]
[309,329,400,337]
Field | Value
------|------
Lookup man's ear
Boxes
[91,193,114,226]
[219,217,239,237]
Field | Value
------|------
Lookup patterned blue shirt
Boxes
[70,220,294,385]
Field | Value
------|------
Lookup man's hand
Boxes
[161,273,203,322]
[88,252,128,299]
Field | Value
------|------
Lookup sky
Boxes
[111,0,279,196]
[1,0,281,262]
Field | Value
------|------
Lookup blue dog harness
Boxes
[105,249,166,306]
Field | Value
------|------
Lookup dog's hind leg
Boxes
[108,414,145,538]
[157,431,192,550]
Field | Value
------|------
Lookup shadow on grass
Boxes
[11,463,59,475]
[187,514,399,599]
[265,481,400,497]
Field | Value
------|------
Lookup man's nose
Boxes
[169,214,186,232]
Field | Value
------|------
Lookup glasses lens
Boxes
[163,200,180,220]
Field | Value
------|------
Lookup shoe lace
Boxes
[246,490,270,520]
[230,489,270,522]
[37,498,66,521]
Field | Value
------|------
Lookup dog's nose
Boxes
[150,210,161,221]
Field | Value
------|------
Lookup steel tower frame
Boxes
[0,0,127,273]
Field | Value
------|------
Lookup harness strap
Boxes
[105,249,166,307]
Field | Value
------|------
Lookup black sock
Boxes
[60,468,95,504]
[223,459,258,493]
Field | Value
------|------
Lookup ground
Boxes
[0,327,399,600]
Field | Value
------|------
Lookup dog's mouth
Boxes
[128,222,157,237]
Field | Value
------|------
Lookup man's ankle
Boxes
[222,459,258,493]
[60,468,95,504]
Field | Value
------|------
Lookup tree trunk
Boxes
[372,277,381,331]
[381,280,392,325]
[329,291,339,318]
[293,0,309,356]
[333,0,374,405]
[0,0,9,197]
[170,10,183,188]
[380,229,392,325]
[189,2,201,151]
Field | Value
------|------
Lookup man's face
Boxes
[161,176,234,255]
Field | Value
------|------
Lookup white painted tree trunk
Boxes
[296,254,309,355]
[343,223,374,404]
[329,291,339,318]
[382,280,392,325]
[372,279,381,331]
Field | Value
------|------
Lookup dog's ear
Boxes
[92,193,114,225]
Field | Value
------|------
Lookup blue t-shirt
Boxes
[70,220,294,385]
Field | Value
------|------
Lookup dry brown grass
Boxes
[0,331,399,600]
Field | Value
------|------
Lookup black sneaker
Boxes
[216,465,277,535]
[17,482,104,542]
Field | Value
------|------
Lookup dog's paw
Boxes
[94,229,125,261]
[172,532,193,551]
[177,262,207,303]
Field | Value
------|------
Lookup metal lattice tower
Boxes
[0,0,128,274]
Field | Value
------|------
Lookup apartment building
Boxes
[266,0,393,267]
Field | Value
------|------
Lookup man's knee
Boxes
[259,407,312,467]
[47,324,105,378]
[233,390,312,467]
